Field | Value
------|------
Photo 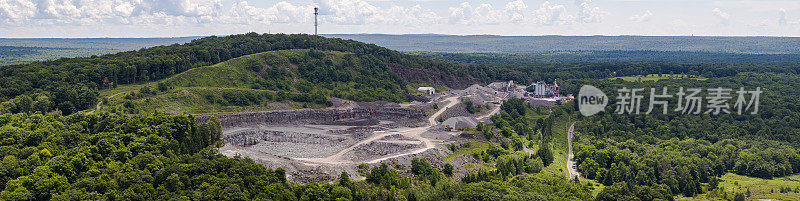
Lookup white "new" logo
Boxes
[578,85,608,116]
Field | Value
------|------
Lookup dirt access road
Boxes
[476,102,502,121]
[297,96,461,165]
[87,91,128,115]
[566,122,579,179]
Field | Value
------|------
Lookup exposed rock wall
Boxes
[388,63,479,89]
[224,130,346,147]
[196,107,425,128]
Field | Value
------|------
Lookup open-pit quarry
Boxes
[197,84,507,183]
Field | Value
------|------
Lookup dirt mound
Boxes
[441,116,479,130]
[439,102,469,120]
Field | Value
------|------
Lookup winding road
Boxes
[566,122,579,179]
[87,91,128,115]
[476,103,502,121]
[297,96,461,165]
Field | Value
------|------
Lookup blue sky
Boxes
[0,0,798,37]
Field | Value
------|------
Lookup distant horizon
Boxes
[5,34,800,55]
[2,33,800,39]
[3,0,800,38]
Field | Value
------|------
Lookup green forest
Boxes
[439,52,800,200]
[2,33,800,200]
[97,49,414,114]
[0,46,117,66]
[325,34,800,54]
[0,97,599,200]
[415,51,800,64]
[0,33,480,114]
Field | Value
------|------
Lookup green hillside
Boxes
[0,33,480,115]
[98,49,454,114]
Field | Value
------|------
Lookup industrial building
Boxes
[417,87,436,95]
[526,80,560,98]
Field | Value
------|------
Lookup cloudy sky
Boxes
[0,0,798,38]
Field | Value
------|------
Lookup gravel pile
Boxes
[441,116,479,130]
[439,102,469,120]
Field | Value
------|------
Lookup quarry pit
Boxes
[198,84,508,183]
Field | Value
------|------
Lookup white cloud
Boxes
[265,2,314,24]
[575,0,603,23]
[385,5,442,25]
[316,0,382,25]
[712,8,729,25]
[448,2,506,25]
[310,0,441,25]
[0,0,228,25]
[629,10,652,22]
[0,0,609,33]
[13,0,797,37]
[0,0,438,26]
[447,0,591,25]
[114,2,134,17]
[530,1,574,25]
[0,0,36,24]
[505,0,528,23]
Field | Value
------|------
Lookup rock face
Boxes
[406,94,431,103]
[196,107,425,128]
[224,130,347,147]
[388,63,478,89]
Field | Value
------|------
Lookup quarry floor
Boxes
[217,85,506,183]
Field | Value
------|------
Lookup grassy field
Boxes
[542,114,608,196]
[98,82,152,98]
[611,74,708,82]
[674,173,800,201]
[540,115,570,177]
[445,139,491,160]
[99,87,328,115]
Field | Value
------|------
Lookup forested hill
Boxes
[416,51,800,64]
[325,34,800,54]
[0,33,479,115]
[0,37,201,50]
[108,49,480,114]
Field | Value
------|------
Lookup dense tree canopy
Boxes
[0,33,478,114]
[571,72,800,199]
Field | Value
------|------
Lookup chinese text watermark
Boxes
[579,85,761,116]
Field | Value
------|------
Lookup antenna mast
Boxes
[314,7,319,49]
[314,7,319,36]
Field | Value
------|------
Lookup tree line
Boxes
[572,72,800,199]
[0,33,479,114]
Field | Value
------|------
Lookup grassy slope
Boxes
[543,114,606,195]
[96,48,458,114]
[164,49,317,89]
[98,50,313,97]
[97,49,334,114]
[117,87,320,115]
[540,115,568,176]
[445,139,491,160]
[676,173,800,201]
[445,105,609,195]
